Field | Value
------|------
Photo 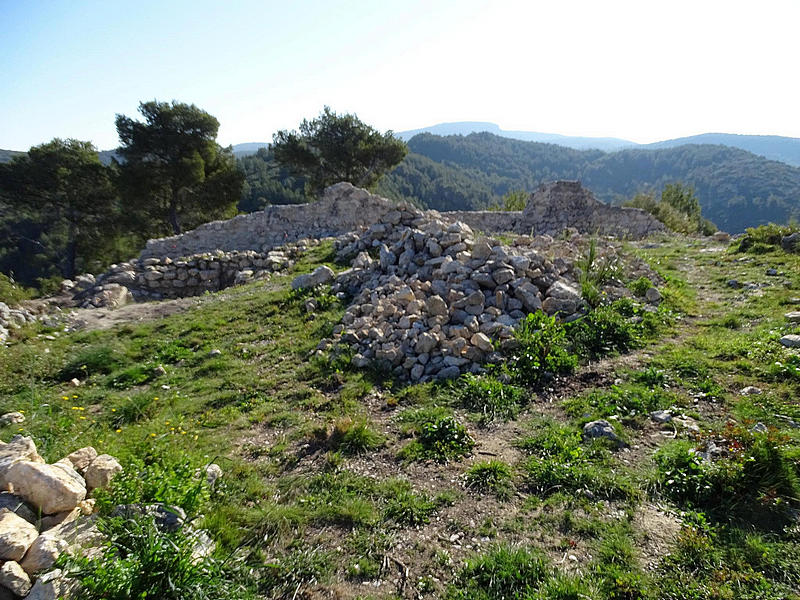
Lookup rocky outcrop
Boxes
[0,303,36,345]
[0,437,123,599]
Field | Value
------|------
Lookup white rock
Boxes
[785,311,800,323]
[739,386,762,396]
[5,461,86,514]
[21,516,102,576]
[63,447,98,473]
[0,436,44,488]
[0,560,31,597]
[205,463,222,488]
[0,412,24,426]
[25,568,80,600]
[470,332,494,352]
[0,509,39,561]
[84,454,123,491]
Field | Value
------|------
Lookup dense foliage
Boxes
[624,182,717,234]
[116,100,243,235]
[237,147,307,211]
[0,101,244,288]
[272,106,408,194]
[0,139,122,284]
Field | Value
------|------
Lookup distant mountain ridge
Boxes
[396,122,635,152]
[396,123,800,167]
[374,132,800,233]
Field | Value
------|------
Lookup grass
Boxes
[2,236,800,598]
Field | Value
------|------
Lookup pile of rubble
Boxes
[0,305,37,345]
[307,203,656,382]
[0,436,122,599]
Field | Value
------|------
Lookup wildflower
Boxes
[115,428,122,433]
[150,433,156,437]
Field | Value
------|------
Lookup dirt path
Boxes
[63,296,206,331]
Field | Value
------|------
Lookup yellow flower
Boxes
[79,416,86,420]
[115,429,122,433]
[150,433,156,437]
[111,408,116,412]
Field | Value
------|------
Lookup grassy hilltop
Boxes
[1,230,800,599]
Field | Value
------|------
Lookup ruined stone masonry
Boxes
[73,181,661,312]
[141,181,663,261]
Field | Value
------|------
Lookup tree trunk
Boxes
[169,192,181,235]
[64,219,77,280]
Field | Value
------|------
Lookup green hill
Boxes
[372,133,800,233]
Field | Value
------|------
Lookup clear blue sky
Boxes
[2,0,799,151]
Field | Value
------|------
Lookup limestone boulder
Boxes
[0,435,44,488]
[5,461,86,514]
[84,454,123,491]
[291,265,335,290]
[0,412,24,426]
[63,446,98,474]
[21,515,102,576]
[0,509,39,561]
[24,568,80,600]
[0,560,32,597]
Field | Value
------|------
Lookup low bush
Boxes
[566,303,640,358]
[58,344,125,380]
[629,276,654,297]
[95,455,211,516]
[736,223,799,253]
[447,545,550,599]
[654,431,800,515]
[328,417,384,455]
[399,415,475,462]
[60,516,247,600]
[506,312,577,387]
[454,374,525,424]
[465,460,514,499]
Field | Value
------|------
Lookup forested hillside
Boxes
[373,133,800,232]
[646,133,800,167]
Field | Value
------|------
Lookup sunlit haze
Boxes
[2,0,799,151]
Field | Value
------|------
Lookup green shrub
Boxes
[567,304,640,358]
[383,489,437,525]
[0,273,34,305]
[506,312,577,387]
[329,418,384,455]
[736,223,800,253]
[465,460,514,499]
[653,432,800,514]
[399,415,475,462]
[108,364,155,389]
[59,516,246,600]
[455,374,525,424]
[59,344,124,380]
[95,456,210,516]
[447,545,550,600]
[629,276,654,297]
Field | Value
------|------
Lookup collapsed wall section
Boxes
[140,183,409,259]
[139,181,663,263]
